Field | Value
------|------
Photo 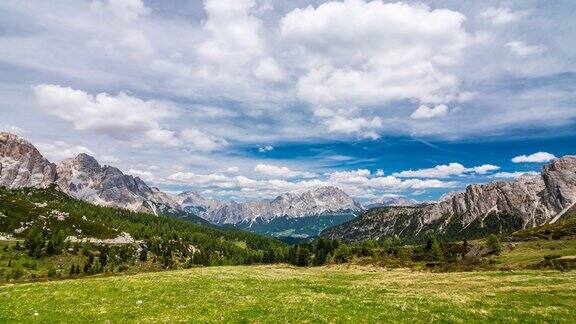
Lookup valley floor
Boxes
[1,265,575,323]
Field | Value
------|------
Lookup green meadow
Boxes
[1,265,575,323]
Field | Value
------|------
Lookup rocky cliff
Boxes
[323,156,576,242]
[56,153,181,214]
[0,132,57,188]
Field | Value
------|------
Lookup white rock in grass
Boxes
[136,300,143,305]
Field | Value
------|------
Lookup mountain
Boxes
[365,196,416,208]
[0,132,207,223]
[322,156,576,242]
[56,153,181,215]
[0,133,359,231]
[0,132,57,188]
[181,186,363,225]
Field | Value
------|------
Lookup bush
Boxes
[334,245,351,263]
[543,254,562,261]
[486,234,502,254]
[47,266,57,277]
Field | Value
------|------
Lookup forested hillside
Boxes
[0,186,288,281]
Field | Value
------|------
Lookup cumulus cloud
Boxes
[481,7,529,25]
[180,128,228,152]
[33,84,176,144]
[33,84,227,151]
[511,152,556,163]
[323,116,382,139]
[281,0,469,137]
[505,41,546,57]
[393,162,500,178]
[410,104,449,119]
[254,164,316,178]
[164,168,455,199]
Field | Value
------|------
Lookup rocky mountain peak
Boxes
[0,132,57,188]
[323,156,576,242]
[73,153,101,170]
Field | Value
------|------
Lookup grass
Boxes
[1,265,575,323]
[495,240,576,269]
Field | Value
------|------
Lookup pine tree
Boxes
[431,241,443,261]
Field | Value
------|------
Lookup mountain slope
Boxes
[0,185,284,256]
[323,156,576,242]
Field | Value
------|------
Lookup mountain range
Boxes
[5,131,574,244]
[323,156,576,242]
[0,132,363,229]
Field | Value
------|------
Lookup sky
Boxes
[0,0,575,202]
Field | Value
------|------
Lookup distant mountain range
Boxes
[0,132,367,231]
[4,132,574,244]
[323,156,576,242]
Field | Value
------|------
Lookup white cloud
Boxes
[33,84,176,144]
[281,0,469,137]
[180,128,228,152]
[393,162,500,178]
[126,168,156,182]
[324,115,382,139]
[225,166,240,174]
[481,7,529,25]
[36,141,94,162]
[258,145,274,152]
[410,104,449,119]
[511,152,556,163]
[492,171,539,178]
[163,168,455,199]
[254,164,316,178]
[506,41,546,57]
[254,58,286,82]
[472,164,501,174]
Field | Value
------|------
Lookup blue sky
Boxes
[0,0,574,202]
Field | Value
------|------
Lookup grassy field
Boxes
[496,240,576,269]
[1,265,575,323]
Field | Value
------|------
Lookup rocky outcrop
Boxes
[181,186,363,225]
[56,153,181,215]
[0,132,57,188]
[323,156,576,242]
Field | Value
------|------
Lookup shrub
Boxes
[486,234,502,254]
[543,254,561,261]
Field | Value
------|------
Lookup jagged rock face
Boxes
[56,153,180,214]
[323,156,576,242]
[183,186,363,225]
[0,132,57,188]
